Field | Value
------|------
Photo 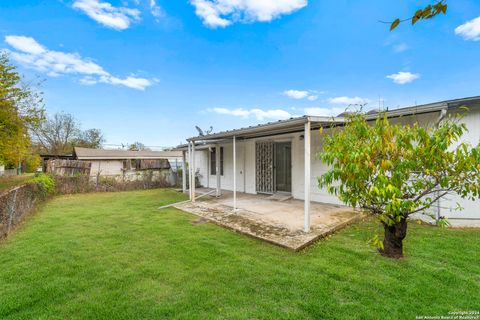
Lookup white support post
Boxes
[182,150,187,193]
[304,120,311,233]
[192,140,196,202]
[233,136,237,212]
[188,142,192,200]
[216,145,221,197]
[243,139,246,193]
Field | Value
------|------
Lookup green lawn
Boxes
[0,174,34,191]
[0,189,479,319]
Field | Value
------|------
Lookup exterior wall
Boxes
[89,160,124,176]
[193,132,341,204]
[439,107,480,226]
[88,160,174,184]
[192,108,480,226]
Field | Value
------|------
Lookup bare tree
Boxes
[75,129,105,149]
[32,112,104,154]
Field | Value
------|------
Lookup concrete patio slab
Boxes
[174,190,362,251]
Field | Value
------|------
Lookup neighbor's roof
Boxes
[180,95,480,145]
[74,147,182,160]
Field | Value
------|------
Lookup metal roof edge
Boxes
[183,95,480,143]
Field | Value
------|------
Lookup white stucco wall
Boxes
[193,108,480,226]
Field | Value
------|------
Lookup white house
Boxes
[178,96,480,229]
[73,147,183,183]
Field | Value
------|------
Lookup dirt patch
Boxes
[191,218,209,225]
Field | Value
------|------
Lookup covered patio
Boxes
[174,189,362,250]
[180,116,347,233]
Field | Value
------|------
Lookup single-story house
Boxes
[73,147,183,183]
[177,96,480,229]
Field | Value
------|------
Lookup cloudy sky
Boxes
[1,0,480,147]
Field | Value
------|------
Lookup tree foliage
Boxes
[32,112,104,154]
[128,142,149,151]
[0,53,44,166]
[389,1,448,31]
[318,111,480,257]
[76,128,105,149]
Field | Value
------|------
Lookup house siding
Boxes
[440,107,480,225]
[89,160,124,176]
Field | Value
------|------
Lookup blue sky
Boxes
[1,0,480,148]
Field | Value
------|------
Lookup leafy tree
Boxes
[387,1,448,31]
[0,53,44,167]
[24,153,42,173]
[318,112,480,258]
[32,112,104,154]
[75,128,105,149]
[128,142,149,151]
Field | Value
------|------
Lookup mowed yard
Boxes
[0,189,479,319]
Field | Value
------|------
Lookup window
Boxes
[210,147,224,176]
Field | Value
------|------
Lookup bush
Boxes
[28,173,55,196]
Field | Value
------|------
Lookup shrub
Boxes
[28,173,55,196]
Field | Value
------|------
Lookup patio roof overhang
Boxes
[186,116,346,144]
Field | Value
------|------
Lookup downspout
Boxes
[436,107,448,126]
[435,106,448,221]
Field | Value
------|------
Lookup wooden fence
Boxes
[46,159,92,176]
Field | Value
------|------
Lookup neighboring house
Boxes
[73,147,183,183]
[177,96,480,228]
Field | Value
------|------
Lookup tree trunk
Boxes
[380,219,408,258]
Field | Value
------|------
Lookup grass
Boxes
[0,174,34,191]
[0,189,479,319]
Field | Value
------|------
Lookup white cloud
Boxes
[209,107,292,120]
[393,43,409,53]
[150,0,164,21]
[5,35,153,90]
[190,0,308,28]
[79,76,98,85]
[73,0,141,30]
[304,107,343,117]
[99,75,153,90]
[283,89,319,101]
[328,96,370,105]
[283,89,308,99]
[386,71,420,85]
[5,35,46,55]
[455,16,480,41]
